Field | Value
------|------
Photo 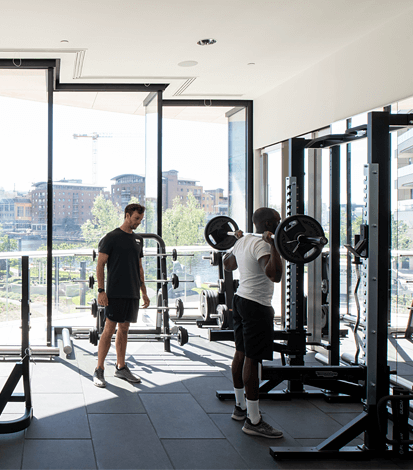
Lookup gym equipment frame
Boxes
[0,256,33,433]
[56,233,188,353]
[270,112,413,459]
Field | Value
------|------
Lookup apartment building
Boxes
[30,179,105,232]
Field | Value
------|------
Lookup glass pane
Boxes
[0,69,48,344]
[52,91,156,331]
[265,146,283,319]
[145,93,159,238]
[228,108,247,231]
[162,105,231,311]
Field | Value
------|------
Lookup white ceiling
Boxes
[0,0,412,117]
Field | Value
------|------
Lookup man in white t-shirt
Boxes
[224,207,283,438]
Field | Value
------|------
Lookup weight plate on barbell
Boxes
[91,298,98,318]
[204,216,239,251]
[199,289,219,321]
[177,326,189,346]
[216,304,229,329]
[275,214,327,264]
[175,298,184,319]
[89,328,99,346]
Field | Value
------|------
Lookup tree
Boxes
[339,211,413,251]
[81,195,123,246]
[162,193,206,247]
[0,233,18,275]
[391,213,413,250]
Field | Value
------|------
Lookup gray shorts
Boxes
[105,298,139,323]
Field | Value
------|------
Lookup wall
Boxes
[253,7,413,150]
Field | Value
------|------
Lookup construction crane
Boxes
[73,133,113,185]
[73,132,139,185]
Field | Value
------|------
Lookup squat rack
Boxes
[271,111,413,459]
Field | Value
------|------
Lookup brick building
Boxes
[30,179,105,232]
[110,174,145,210]
[162,170,224,215]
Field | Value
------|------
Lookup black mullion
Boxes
[346,118,352,314]
[46,67,53,346]
[157,90,163,237]
[246,101,253,232]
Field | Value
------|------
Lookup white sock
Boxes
[234,388,246,410]
[246,399,260,425]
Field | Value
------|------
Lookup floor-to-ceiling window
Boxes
[0,68,48,345]
[52,90,155,332]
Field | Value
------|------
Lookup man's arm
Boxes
[97,252,109,306]
[223,252,237,271]
[258,231,283,283]
[139,258,150,308]
[223,230,243,272]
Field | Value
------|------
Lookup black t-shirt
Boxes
[98,228,144,299]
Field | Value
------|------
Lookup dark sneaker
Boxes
[242,417,283,438]
[231,405,247,421]
[93,367,106,388]
[114,364,141,383]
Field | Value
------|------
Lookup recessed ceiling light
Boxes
[60,40,69,43]
[197,38,216,46]
[247,62,255,66]
[178,60,198,67]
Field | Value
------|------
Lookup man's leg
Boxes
[232,350,245,389]
[97,317,117,370]
[114,320,141,383]
[93,318,117,387]
[231,297,247,419]
[115,321,130,369]
[231,350,247,419]
[243,356,261,424]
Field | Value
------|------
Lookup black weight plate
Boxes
[216,304,229,329]
[91,298,98,318]
[89,328,99,346]
[275,214,326,264]
[204,216,239,251]
[171,273,179,289]
[177,326,189,346]
[175,298,184,319]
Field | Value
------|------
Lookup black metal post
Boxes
[329,145,340,365]
[365,111,391,452]
[21,256,32,414]
[346,118,352,314]
[287,139,306,387]
[80,261,86,306]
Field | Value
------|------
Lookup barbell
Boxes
[88,324,189,347]
[145,248,194,262]
[142,298,196,319]
[146,273,194,290]
[204,214,328,264]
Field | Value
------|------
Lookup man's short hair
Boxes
[124,203,145,218]
[252,207,280,228]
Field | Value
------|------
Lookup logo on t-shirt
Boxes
[135,239,141,244]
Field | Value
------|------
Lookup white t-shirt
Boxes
[232,234,274,307]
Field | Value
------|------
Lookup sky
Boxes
[0,96,229,196]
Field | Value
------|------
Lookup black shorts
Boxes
[232,294,274,361]
[105,298,140,324]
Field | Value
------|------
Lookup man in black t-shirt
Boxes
[93,203,150,388]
